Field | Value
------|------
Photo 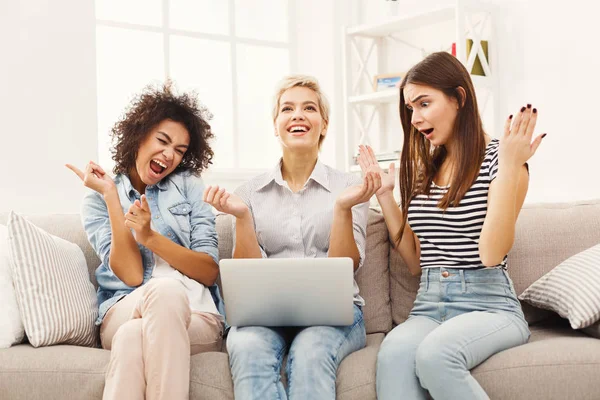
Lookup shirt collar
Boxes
[256,158,330,192]
[120,174,168,200]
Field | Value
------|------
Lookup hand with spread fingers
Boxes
[336,171,382,211]
[66,161,116,196]
[203,185,250,219]
[500,104,546,170]
[357,145,396,197]
[124,194,153,245]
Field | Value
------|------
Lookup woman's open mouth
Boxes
[149,159,167,178]
[421,128,434,139]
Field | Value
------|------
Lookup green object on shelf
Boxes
[466,39,488,76]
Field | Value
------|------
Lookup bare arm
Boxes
[479,105,544,266]
[357,146,421,275]
[329,173,380,271]
[144,231,219,285]
[232,211,263,259]
[67,162,143,286]
[104,189,144,286]
[203,185,263,259]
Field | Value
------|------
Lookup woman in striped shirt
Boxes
[359,52,545,400]
[204,75,379,399]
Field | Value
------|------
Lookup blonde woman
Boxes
[204,75,379,399]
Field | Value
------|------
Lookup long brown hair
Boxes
[395,52,486,246]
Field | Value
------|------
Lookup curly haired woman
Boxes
[67,82,224,400]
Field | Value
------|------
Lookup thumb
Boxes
[140,194,150,211]
[530,133,546,155]
[388,162,396,175]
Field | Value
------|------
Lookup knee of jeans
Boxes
[377,332,417,368]
[143,278,187,307]
[415,340,450,378]
[227,329,281,369]
[289,330,336,371]
[111,320,142,356]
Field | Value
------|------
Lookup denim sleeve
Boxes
[185,174,219,264]
[81,190,113,271]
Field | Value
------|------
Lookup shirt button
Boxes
[441,271,450,278]
[168,233,172,237]
[154,215,160,219]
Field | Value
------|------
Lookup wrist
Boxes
[142,230,158,249]
[236,208,253,222]
[103,187,118,201]
[376,190,394,201]
[334,202,353,215]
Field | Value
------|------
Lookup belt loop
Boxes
[425,268,429,291]
[460,269,466,293]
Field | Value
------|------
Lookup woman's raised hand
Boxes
[66,161,116,196]
[500,104,545,169]
[203,185,249,219]
[357,145,396,196]
[336,171,382,211]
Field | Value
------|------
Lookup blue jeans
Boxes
[377,267,530,400]
[227,304,366,400]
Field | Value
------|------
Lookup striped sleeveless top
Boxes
[407,138,506,270]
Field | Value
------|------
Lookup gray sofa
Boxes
[1,199,600,399]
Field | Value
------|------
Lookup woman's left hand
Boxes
[124,194,153,246]
[500,104,545,169]
[336,171,381,211]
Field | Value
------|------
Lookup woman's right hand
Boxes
[357,145,395,196]
[66,161,116,196]
[203,185,249,219]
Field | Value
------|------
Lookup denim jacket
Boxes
[81,170,225,325]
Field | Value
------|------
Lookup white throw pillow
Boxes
[0,224,25,348]
[7,212,98,347]
[519,243,600,329]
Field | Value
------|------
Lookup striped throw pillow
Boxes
[519,243,600,329]
[7,212,98,347]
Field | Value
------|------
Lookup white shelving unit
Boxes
[341,0,498,174]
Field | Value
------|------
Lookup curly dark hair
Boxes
[110,81,214,175]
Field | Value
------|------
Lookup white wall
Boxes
[0,0,98,214]
[348,0,600,203]
[2,0,598,214]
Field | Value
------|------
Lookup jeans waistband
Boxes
[421,267,510,286]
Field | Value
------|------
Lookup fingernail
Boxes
[527,104,532,109]
[542,133,547,138]
[509,114,513,119]
[520,106,526,112]
[533,108,537,114]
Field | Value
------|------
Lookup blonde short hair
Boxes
[272,75,330,148]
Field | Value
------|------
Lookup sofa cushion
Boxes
[0,344,109,400]
[389,248,420,325]
[215,210,392,334]
[472,322,600,399]
[190,351,234,400]
[0,213,100,288]
[509,199,600,324]
[519,243,600,329]
[336,333,383,400]
[0,223,25,348]
[8,212,99,348]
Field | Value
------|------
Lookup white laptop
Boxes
[220,257,355,327]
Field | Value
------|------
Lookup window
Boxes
[95,0,293,173]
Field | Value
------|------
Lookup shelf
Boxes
[347,6,455,38]
[349,160,399,173]
[349,89,398,105]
